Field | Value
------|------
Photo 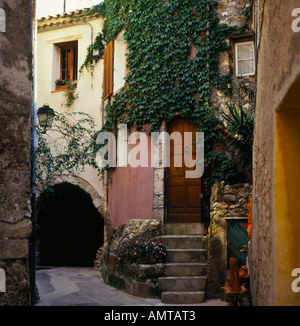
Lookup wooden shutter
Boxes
[104,40,114,99]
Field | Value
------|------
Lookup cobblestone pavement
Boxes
[35,266,227,306]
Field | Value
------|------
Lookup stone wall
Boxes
[0,0,33,306]
[212,0,256,112]
[249,0,300,306]
[206,181,251,298]
[96,219,164,298]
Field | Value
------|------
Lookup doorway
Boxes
[37,183,104,267]
[166,118,201,223]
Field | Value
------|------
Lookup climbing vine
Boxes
[79,32,105,78]
[72,0,253,187]
[99,0,249,185]
[35,112,101,193]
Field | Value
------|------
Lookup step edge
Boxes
[163,263,207,266]
[161,291,205,295]
[167,249,206,252]
[159,276,207,280]
[160,235,206,238]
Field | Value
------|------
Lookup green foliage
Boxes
[135,239,167,258]
[62,80,79,108]
[35,112,101,192]
[219,79,255,183]
[79,32,105,77]
[41,0,254,193]
[99,0,243,186]
[221,103,254,163]
[240,0,255,31]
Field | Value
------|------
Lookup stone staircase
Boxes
[158,223,207,304]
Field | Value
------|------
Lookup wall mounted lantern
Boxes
[37,103,55,132]
[92,49,101,63]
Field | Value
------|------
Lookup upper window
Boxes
[58,41,78,82]
[235,41,255,77]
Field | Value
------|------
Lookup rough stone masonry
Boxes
[0,0,33,306]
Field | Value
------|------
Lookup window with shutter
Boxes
[104,40,114,99]
[235,41,255,77]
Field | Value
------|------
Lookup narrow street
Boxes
[34,266,227,306]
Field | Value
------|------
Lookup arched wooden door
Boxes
[166,118,201,223]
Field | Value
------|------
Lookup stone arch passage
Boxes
[37,182,104,267]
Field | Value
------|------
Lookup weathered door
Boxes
[166,118,201,223]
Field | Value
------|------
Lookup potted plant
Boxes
[134,239,167,264]
[55,79,67,90]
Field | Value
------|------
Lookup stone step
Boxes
[166,249,207,263]
[164,263,207,276]
[165,223,206,235]
[160,235,206,249]
[158,276,207,292]
[161,291,205,304]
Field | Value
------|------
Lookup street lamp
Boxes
[37,104,55,131]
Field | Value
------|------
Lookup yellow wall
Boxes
[37,18,104,127]
[274,96,300,306]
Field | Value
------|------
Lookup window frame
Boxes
[55,41,78,89]
[234,40,255,77]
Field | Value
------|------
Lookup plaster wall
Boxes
[249,0,300,306]
[108,134,154,229]
[36,17,107,207]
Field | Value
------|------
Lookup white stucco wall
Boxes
[37,18,104,126]
[113,30,126,94]
[37,17,106,203]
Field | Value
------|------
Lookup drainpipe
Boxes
[29,0,38,305]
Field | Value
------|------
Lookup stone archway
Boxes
[36,175,109,267]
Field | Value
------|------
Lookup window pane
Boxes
[237,43,254,60]
[238,59,254,75]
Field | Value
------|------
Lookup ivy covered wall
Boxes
[95,0,254,184]
[86,0,255,224]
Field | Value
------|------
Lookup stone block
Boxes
[223,194,236,203]
[153,194,164,207]
[0,239,29,260]
[0,219,32,239]
[153,179,164,194]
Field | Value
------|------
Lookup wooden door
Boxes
[166,118,201,223]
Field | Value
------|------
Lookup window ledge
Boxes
[55,85,68,91]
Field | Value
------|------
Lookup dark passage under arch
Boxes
[37,183,104,267]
